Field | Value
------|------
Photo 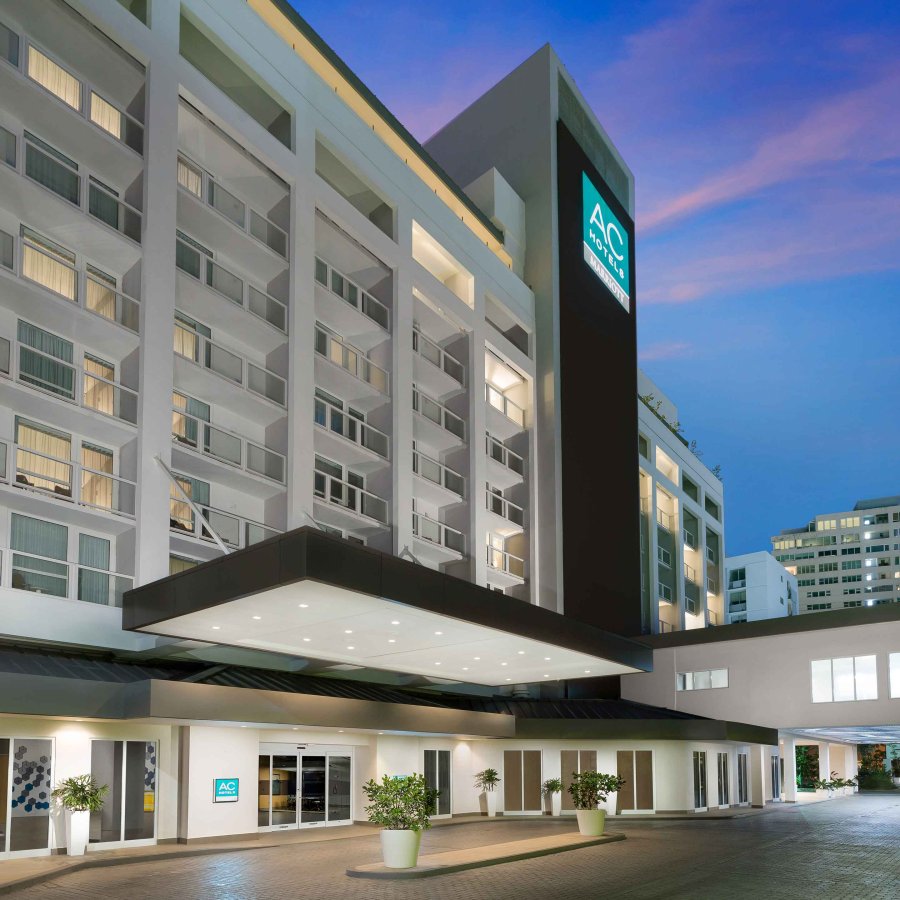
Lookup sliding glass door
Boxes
[692,751,707,811]
[89,741,156,846]
[1,737,53,857]
[424,750,451,817]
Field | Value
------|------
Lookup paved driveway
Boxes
[8,793,900,899]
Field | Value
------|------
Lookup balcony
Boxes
[485,433,525,490]
[707,576,719,595]
[412,511,465,564]
[171,409,286,498]
[169,502,279,552]
[658,584,674,605]
[656,508,675,531]
[0,439,135,523]
[729,578,747,589]
[639,496,651,515]
[314,256,389,349]
[177,155,288,280]
[176,235,287,351]
[485,489,525,534]
[412,327,464,398]
[729,601,747,613]
[658,619,675,634]
[486,543,525,584]
[412,448,464,506]
[2,547,132,608]
[683,528,698,550]
[0,335,138,445]
[485,383,525,440]
[314,325,389,409]
[313,471,389,531]
[1,131,142,245]
[412,386,465,452]
[684,563,700,585]
[706,609,720,626]
[313,395,389,470]
[173,323,287,426]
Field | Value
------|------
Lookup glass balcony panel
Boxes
[0,229,13,269]
[0,22,19,67]
[365,361,388,393]
[0,125,15,168]
[444,468,464,497]
[362,292,389,329]
[85,275,140,333]
[361,425,388,457]
[444,410,465,440]
[246,522,278,546]
[248,363,286,406]
[248,286,287,332]
[204,423,242,466]
[177,157,202,196]
[203,508,241,547]
[123,117,144,154]
[11,551,68,597]
[88,181,141,242]
[77,568,131,607]
[246,443,285,483]
[15,447,72,497]
[175,238,202,279]
[208,180,245,229]
[314,257,328,286]
[19,346,76,399]
[206,259,243,305]
[420,395,441,426]
[249,210,287,257]
[361,492,388,524]
[443,354,465,384]
[25,140,79,205]
[205,342,242,384]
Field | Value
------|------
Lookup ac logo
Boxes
[582,172,631,312]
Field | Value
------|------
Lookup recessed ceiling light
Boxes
[344,629,353,634]
[505,678,511,682]
[302,637,311,642]
[252,615,261,620]
[473,657,481,661]
[212,626,221,630]
[378,732,384,735]
[299,603,309,608]
[240,725,247,728]
[544,675,549,678]
[501,662,508,666]
[388,639,396,643]
[338,730,344,733]
[391,620,399,625]
[462,667,469,671]
[434,631,443,635]
[544,657,551,661]
[434,662,441,666]
[292,727,298,731]
[517,651,525,655]
[347,645,355,650]
[584,670,591,674]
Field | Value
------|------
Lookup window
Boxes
[819,577,838,585]
[841,533,860,544]
[840,516,860,528]
[676,668,728,691]
[807,589,831,598]
[842,547,860,555]
[817,519,836,531]
[10,513,69,597]
[638,434,648,459]
[844,600,862,608]
[819,562,838,572]
[17,320,75,398]
[842,560,862,570]
[843,575,862,583]
[807,602,832,611]
[21,227,77,301]
[705,496,720,520]
[798,579,815,587]
[818,549,837,557]
[842,588,861,596]
[15,417,72,497]
[28,46,81,111]
[797,564,816,575]
[811,656,877,703]
[890,653,900,699]
[24,132,80,205]
[657,546,671,568]
[682,475,699,503]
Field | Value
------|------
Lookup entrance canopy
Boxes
[124,528,651,687]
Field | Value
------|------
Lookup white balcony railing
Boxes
[729,578,747,589]
[174,323,287,407]
[313,471,389,525]
[656,508,675,531]
[172,409,286,484]
[314,395,389,459]
[176,235,287,333]
[412,511,465,554]
[0,228,140,333]
[412,387,465,441]
[486,544,525,580]
[486,490,524,527]
[412,327,464,386]
[315,325,389,394]
[1,31,144,154]
[169,501,279,550]
[485,383,525,427]
[683,528,697,549]
[0,335,138,425]
[412,448,464,498]
[684,563,699,585]
[486,433,524,477]
[177,156,288,259]
[0,439,136,517]
[706,609,720,626]
[2,547,133,607]
[658,619,674,634]
[314,256,389,331]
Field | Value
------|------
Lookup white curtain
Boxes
[22,242,76,301]
[177,158,202,197]
[15,419,72,495]
[81,443,114,510]
[83,355,115,415]
[28,46,81,111]
[89,92,121,140]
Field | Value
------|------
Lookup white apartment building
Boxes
[772,496,900,614]
[724,551,796,624]
[637,371,725,634]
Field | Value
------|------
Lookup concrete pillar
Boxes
[749,744,767,807]
[782,735,797,802]
[846,744,858,791]
[818,742,831,783]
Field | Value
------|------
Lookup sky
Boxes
[291,0,900,554]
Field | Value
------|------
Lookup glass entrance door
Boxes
[692,750,707,811]
[89,741,156,846]
[424,750,451,817]
[327,756,351,824]
[299,755,326,826]
[1,737,53,857]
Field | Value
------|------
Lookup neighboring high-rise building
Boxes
[637,371,725,634]
[772,496,900,613]
[724,551,796,623]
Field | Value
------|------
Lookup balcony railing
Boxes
[658,619,674,634]
[486,544,525,580]
[486,433,524,477]
[412,387,465,441]
[172,409,286,484]
[177,156,288,258]
[485,383,525,427]
[169,501,279,550]
[3,547,132,607]
[413,328,464,386]
[315,325,389,394]
[729,601,747,613]
[656,508,675,531]
[413,448,464,498]
[1,31,144,154]
[683,528,697,549]
[707,576,719,595]
[486,490,525,527]
[658,584,674,604]
[706,609,720,626]
[639,496,651,514]
[176,236,287,333]
[1,439,136,517]
[0,336,138,425]
[12,132,142,242]
[174,323,287,407]
[314,256,389,331]
[729,578,747,589]
[3,228,140,332]
[412,511,465,555]
[313,471,389,525]
[314,396,389,459]
[684,563,699,584]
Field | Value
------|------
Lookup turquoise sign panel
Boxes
[214,777,239,802]
[582,171,631,312]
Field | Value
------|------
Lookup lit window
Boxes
[676,668,728,691]
[890,653,900,699]
[811,656,877,703]
[28,46,81,110]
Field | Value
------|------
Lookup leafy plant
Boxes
[51,775,108,813]
[815,772,858,791]
[542,778,563,796]
[474,768,501,793]
[567,771,625,810]
[362,774,438,831]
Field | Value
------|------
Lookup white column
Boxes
[818,742,831,783]
[845,745,858,791]
[782,735,797,802]
[749,744,767,807]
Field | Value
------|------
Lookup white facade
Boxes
[772,495,900,614]
[725,551,796,623]
[637,371,725,634]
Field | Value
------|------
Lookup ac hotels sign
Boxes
[582,171,631,313]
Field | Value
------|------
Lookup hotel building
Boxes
[724,551,796,624]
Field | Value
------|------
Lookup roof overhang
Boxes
[124,529,651,687]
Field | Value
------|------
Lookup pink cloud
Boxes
[638,341,693,362]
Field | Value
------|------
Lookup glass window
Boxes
[90,92,122,140]
[890,653,900,700]
[854,655,878,701]
[832,657,855,702]
[710,668,728,689]
[693,670,712,690]
[811,659,832,703]
[15,417,72,496]
[17,320,75,398]
[24,132,80,205]
[10,513,69,597]
[21,227,76,300]
[28,46,81,110]
[812,656,878,703]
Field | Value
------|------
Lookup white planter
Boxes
[65,809,91,857]
[575,808,606,836]
[380,829,421,869]
[551,793,561,817]
[892,777,900,787]
[479,791,498,817]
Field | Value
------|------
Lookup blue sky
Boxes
[292,0,900,553]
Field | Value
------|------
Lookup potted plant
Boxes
[568,771,624,836]
[362,774,438,869]
[542,778,563,816]
[51,775,108,857]
[474,768,501,817]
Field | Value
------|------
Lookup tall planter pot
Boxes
[65,809,91,857]
[380,829,421,869]
[575,809,606,836]
[480,791,498,817]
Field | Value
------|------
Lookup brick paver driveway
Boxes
[9,794,900,899]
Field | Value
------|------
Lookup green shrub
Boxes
[362,774,438,831]
[51,775,108,813]
[567,771,625,810]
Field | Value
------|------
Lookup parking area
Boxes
[4,794,899,899]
